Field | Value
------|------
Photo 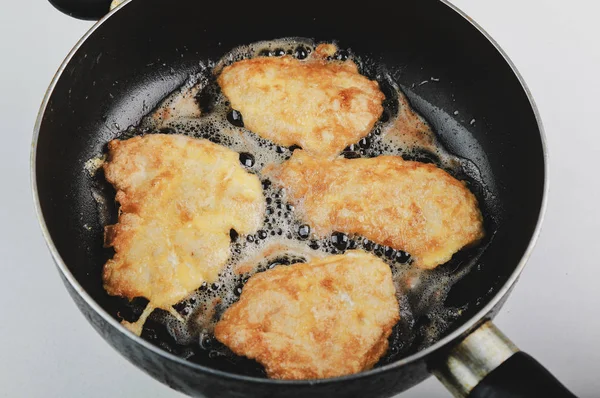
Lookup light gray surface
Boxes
[0,0,598,397]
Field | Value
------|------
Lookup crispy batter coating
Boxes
[267,151,484,269]
[214,250,399,380]
[102,134,265,310]
[217,46,385,158]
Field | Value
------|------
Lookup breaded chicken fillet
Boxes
[217,44,385,158]
[214,250,399,379]
[267,150,484,269]
[102,134,264,333]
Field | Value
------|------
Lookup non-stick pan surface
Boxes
[34,0,547,396]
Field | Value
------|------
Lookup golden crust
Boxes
[214,250,399,380]
[102,134,265,309]
[313,43,338,58]
[217,54,385,158]
[267,151,484,269]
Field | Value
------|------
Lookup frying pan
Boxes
[33,0,575,397]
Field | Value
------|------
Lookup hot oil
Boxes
[96,38,493,374]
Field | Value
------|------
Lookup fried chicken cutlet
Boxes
[267,151,484,269]
[214,250,399,380]
[102,134,264,334]
[217,44,385,158]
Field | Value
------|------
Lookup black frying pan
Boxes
[33,0,574,397]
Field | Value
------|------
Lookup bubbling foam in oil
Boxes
[92,38,491,372]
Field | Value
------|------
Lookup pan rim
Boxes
[31,0,549,387]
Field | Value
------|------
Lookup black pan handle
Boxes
[468,351,576,398]
[432,321,577,397]
[47,0,118,20]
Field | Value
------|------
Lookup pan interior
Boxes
[35,0,545,379]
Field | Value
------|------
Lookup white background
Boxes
[1,0,599,397]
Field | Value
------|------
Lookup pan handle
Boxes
[432,321,577,397]
[47,0,123,20]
